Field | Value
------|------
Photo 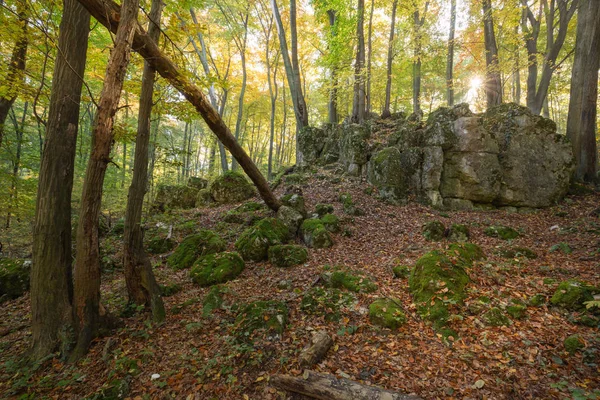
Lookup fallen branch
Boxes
[271,370,423,400]
[299,331,333,367]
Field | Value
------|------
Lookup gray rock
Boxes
[277,205,304,235]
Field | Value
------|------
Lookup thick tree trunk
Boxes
[446,0,456,106]
[0,1,28,149]
[80,0,281,211]
[482,0,502,108]
[351,0,366,123]
[566,0,600,182]
[381,0,398,119]
[123,0,165,323]
[327,10,338,125]
[30,0,90,361]
[71,0,139,361]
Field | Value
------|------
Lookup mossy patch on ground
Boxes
[268,245,308,268]
[300,287,356,322]
[506,304,527,319]
[422,220,446,241]
[203,285,230,316]
[498,247,537,259]
[0,258,29,299]
[369,298,406,329]
[190,252,245,287]
[339,193,363,215]
[484,225,520,240]
[324,267,378,293]
[234,300,288,341]
[564,334,585,354]
[447,243,486,265]
[550,280,595,311]
[482,307,511,326]
[146,235,175,254]
[222,202,267,225]
[159,283,182,297]
[529,294,546,307]
[235,218,290,261]
[448,224,470,242]
[315,203,334,217]
[393,265,410,278]
[168,230,226,270]
[549,242,573,254]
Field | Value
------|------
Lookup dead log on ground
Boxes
[299,330,333,367]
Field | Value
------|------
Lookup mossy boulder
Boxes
[277,205,304,235]
[369,298,406,329]
[484,225,520,240]
[210,171,255,204]
[447,243,486,265]
[506,304,527,319]
[448,224,470,242]
[234,300,288,340]
[281,194,307,217]
[564,334,585,354]
[529,294,546,307]
[146,235,175,254]
[498,247,537,259]
[339,193,363,216]
[482,307,511,326]
[268,245,308,268]
[196,188,213,207]
[188,176,208,189]
[153,184,199,211]
[168,230,226,270]
[0,258,29,299]
[301,219,334,249]
[324,268,378,293]
[422,220,446,241]
[202,285,229,316]
[550,280,595,311]
[190,252,245,287]
[235,218,290,261]
[301,287,356,322]
[321,214,340,233]
[393,265,410,278]
[315,203,334,217]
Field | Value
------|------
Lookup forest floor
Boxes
[1,171,600,400]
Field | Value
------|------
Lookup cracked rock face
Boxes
[299,103,574,210]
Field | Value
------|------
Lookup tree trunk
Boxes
[80,0,281,211]
[30,0,90,361]
[365,0,374,114]
[412,1,428,114]
[0,1,28,149]
[381,0,398,119]
[6,102,28,228]
[326,10,339,125]
[231,13,249,172]
[446,0,456,106]
[123,0,165,323]
[482,0,502,108]
[566,0,600,182]
[351,0,366,123]
[71,0,139,361]
[290,0,308,129]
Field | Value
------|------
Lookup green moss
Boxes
[0,258,29,299]
[447,243,486,265]
[448,224,470,242]
[210,171,255,203]
[160,283,182,297]
[284,173,307,185]
[196,188,213,207]
[422,220,446,241]
[393,265,410,279]
[369,298,406,329]
[550,280,594,311]
[203,285,229,316]
[482,307,511,326]
[327,268,378,293]
[484,225,520,240]
[301,219,334,249]
[268,245,308,268]
[281,194,306,216]
[549,242,573,254]
[222,202,267,225]
[564,334,585,354]
[529,294,546,307]
[235,218,290,261]
[506,305,527,319]
[109,219,125,236]
[498,247,537,259]
[321,214,340,233]
[234,300,288,340]
[315,203,334,216]
[168,230,226,270]
[339,193,363,215]
[146,235,175,254]
[190,252,245,287]
[301,287,356,322]
[577,315,599,328]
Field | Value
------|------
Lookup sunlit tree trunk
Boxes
[381,0,398,119]
[446,0,456,106]
[482,0,502,108]
[231,12,249,171]
[351,0,366,123]
[327,10,338,125]
[412,1,428,114]
[365,0,374,114]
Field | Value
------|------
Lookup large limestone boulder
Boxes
[367,147,421,204]
[153,184,198,211]
[210,171,255,204]
[339,124,369,176]
[297,126,327,166]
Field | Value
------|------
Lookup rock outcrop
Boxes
[298,103,574,210]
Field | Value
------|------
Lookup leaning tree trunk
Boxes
[0,0,28,149]
[79,0,281,211]
[381,0,398,119]
[123,0,165,323]
[566,0,600,182]
[30,0,90,362]
[71,0,139,361]
[351,0,366,123]
[482,0,502,108]
[446,0,456,106]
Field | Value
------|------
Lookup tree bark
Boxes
[71,0,139,361]
[381,0,398,119]
[80,0,281,211]
[446,0,456,106]
[30,0,90,361]
[482,0,502,108]
[123,0,165,323]
[411,1,428,114]
[271,371,422,400]
[231,12,249,171]
[327,10,338,125]
[299,330,333,367]
[290,0,308,129]
[0,1,28,149]
[6,102,28,228]
[351,0,366,123]
[566,0,600,182]
[365,0,374,114]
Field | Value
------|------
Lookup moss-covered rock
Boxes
[235,218,290,261]
[564,334,585,354]
[447,243,486,265]
[268,245,308,268]
[321,214,340,233]
[324,267,378,293]
[448,224,470,242]
[484,225,520,240]
[153,184,199,211]
[188,176,208,189]
[168,230,226,270]
[210,171,255,204]
[393,265,410,279]
[550,280,595,311]
[529,294,546,307]
[301,219,334,249]
[190,252,245,287]
[283,173,307,185]
[506,304,527,319]
[277,205,304,235]
[196,188,213,207]
[315,203,334,217]
[339,193,363,216]
[202,285,229,316]
[482,307,511,326]
[160,283,182,297]
[146,235,175,254]
[369,298,406,329]
[301,287,356,322]
[234,300,288,340]
[281,194,307,217]
[498,247,537,259]
[423,220,446,241]
[549,242,573,254]
[0,258,29,299]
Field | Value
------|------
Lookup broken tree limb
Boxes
[299,330,333,367]
[77,0,281,211]
[270,370,423,400]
